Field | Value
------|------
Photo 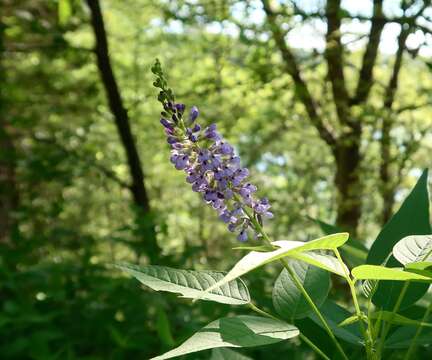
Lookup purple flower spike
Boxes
[157,96,272,241]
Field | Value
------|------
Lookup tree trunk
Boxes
[334,133,362,236]
[86,0,160,262]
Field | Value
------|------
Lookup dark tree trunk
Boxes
[334,133,362,237]
[86,0,160,261]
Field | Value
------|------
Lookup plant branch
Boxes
[238,199,348,360]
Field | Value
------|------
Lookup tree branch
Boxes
[351,0,385,105]
[86,0,152,213]
[324,0,352,128]
[261,0,336,148]
[86,0,161,261]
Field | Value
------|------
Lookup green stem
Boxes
[403,301,432,360]
[248,303,330,360]
[248,302,279,321]
[299,333,331,360]
[239,202,349,360]
[334,249,375,359]
[376,281,410,358]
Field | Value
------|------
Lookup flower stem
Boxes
[403,300,432,360]
[248,303,330,360]
[239,202,349,360]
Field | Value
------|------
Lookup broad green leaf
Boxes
[393,235,432,265]
[310,217,368,265]
[58,0,72,25]
[370,311,432,328]
[385,326,432,349]
[290,251,348,277]
[272,259,330,320]
[309,300,363,346]
[367,169,431,309]
[352,265,432,282]
[150,315,299,360]
[210,348,253,360]
[406,261,432,271]
[196,233,348,298]
[116,263,250,305]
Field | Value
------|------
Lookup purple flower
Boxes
[189,106,199,123]
[157,101,273,241]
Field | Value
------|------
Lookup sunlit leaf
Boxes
[150,316,299,360]
[393,235,432,265]
[352,265,432,282]
[116,263,250,305]
[196,233,348,299]
[290,251,348,277]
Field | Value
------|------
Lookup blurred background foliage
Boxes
[1,0,432,358]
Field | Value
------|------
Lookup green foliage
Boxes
[366,169,431,309]
[151,316,299,360]
[272,260,330,320]
[3,0,432,359]
[309,300,363,346]
[393,235,432,265]
[116,263,251,305]
[195,233,348,300]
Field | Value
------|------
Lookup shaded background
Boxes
[1,0,432,358]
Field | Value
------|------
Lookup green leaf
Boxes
[210,348,253,360]
[309,300,363,346]
[406,261,432,272]
[310,217,368,265]
[366,169,431,309]
[58,0,72,25]
[150,315,299,360]
[116,263,250,305]
[351,265,432,282]
[393,235,432,265]
[370,311,432,328]
[385,326,432,349]
[272,259,330,320]
[196,233,349,299]
[290,251,348,277]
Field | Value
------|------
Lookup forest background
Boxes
[1,0,432,358]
